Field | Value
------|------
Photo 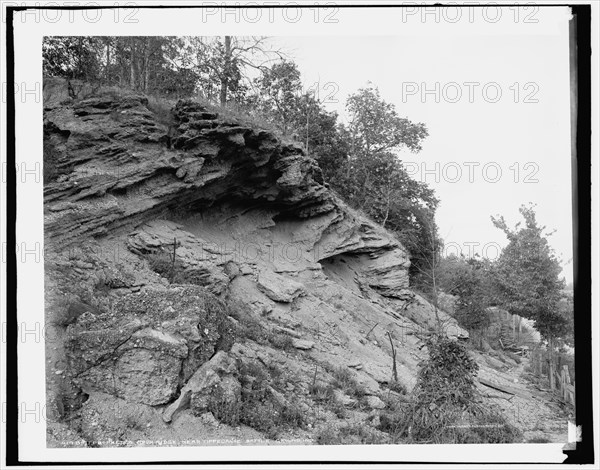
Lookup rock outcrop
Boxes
[65,286,234,406]
[44,90,333,246]
[44,80,472,446]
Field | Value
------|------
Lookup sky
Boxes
[265,15,574,283]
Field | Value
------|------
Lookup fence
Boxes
[530,346,575,406]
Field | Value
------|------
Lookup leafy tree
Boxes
[187,36,285,105]
[346,84,428,156]
[491,204,568,388]
[438,255,493,345]
[491,204,567,339]
[254,60,302,133]
[335,85,437,283]
[297,95,350,178]
[43,37,102,80]
[251,61,350,179]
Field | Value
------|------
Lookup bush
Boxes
[329,366,366,398]
[379,336,521,444]
[268,332,295,351]
[145,250,181,282]
[386,380,408,395]
[309,382,335,402]
[146,95,176,126]
[209,360,307,440]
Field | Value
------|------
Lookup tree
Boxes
[334,85,437,283]
[250,60,350,179]
[491,204,568,388]
[437,255,493,346]
[254,60,302,133]
[187,36,285,105]
[43,37,102,81]
[346,84,428,156]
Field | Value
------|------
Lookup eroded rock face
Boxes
[127,220,231,295]
[44,86,333,247]
[44,82,442,433]
[44,82,411,294]
[65,286,234,406]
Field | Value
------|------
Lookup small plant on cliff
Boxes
[328,366,366,398]
[234,361,306,440]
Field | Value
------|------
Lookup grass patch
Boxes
[268,332,295,351]
[309,382,335,402]
[219,360,306,440]
[329,366,367,398]
[204,357,306,440]
[146,95,177,126]
[385,380,408,395]
[527,436,552,443]
[192,94,281,136]
[315,423,388,445]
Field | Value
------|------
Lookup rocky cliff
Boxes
[44,80,560,447]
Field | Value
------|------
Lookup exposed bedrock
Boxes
[45,80,466,426]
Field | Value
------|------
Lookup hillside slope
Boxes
[43,80,566,446]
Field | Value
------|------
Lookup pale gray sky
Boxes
[267,16,574,282]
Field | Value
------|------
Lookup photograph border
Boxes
[3,2,594,466]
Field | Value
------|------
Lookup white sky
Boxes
[266,12,574,282]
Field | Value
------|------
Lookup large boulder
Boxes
[65,286,234,406]
[163,351,239,423]
[257,270,305,303]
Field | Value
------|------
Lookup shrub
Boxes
[146,95,176,126]
[145,250,181,282]
[309,382,335,402]
[215,360,308,440]
[208,394,241,427]
[329,367,366,398]
[386,380,408,395]
[268,332,294,351]
[379,336,521,444]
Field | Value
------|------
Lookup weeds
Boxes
[329,366,367,398]
[268,333,295,351]
[309,382,335,402]
[205,358,306,441]
[146,95,177,126]
[386,380,408,395]
[315,422,387,445]
[223,360,307,440]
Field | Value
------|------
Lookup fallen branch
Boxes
[366,322,379,339]
[483,394,514,401]
[478,378,529,399]
[387,331,398,383]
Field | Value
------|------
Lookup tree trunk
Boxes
[220,36,232,105]
[105,39,111,81]
[382,185,391,228]
[77,37,84,80]
[143,40,150,93]
[548,336,556,390]
[129,38,136,90]
[305,104,310,154]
